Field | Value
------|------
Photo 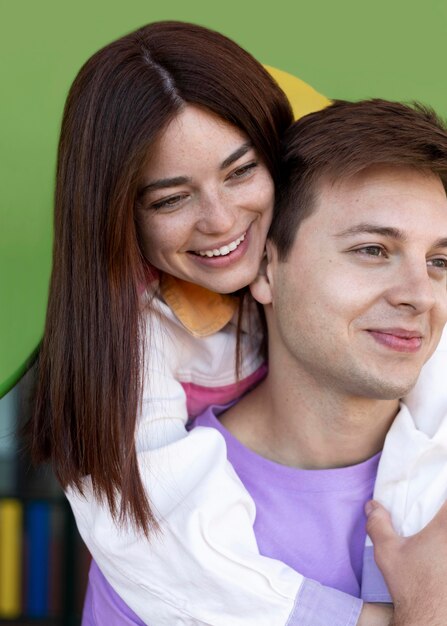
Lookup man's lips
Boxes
[370,328,423,339]
[367,328,424,352]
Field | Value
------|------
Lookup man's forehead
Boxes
[313,166,447,223]
[286,165,447,253]
[317,164,444,200]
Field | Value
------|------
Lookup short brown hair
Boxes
[270,99,447,259]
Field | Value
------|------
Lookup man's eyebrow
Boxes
[220,141,253,170]
[433,237,447,249]
[334,224,407,241]
[335,224,447,249]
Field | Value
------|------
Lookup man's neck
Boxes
[220,364,400,469]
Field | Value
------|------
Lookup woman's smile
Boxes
[137,105,274,293]
[192,229,247,257]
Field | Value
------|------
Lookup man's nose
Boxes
[387,259,437,313]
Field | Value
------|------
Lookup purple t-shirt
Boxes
[196,406,380,597]
[82,404,388,625]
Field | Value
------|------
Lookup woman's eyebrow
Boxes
[139,176,191,195]
[220,141,253,170]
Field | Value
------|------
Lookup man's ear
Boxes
[250,240,277,305]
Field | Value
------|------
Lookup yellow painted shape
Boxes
[265,65,330,119]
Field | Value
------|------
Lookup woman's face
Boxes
[136,105,274,293]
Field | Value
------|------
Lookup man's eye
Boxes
[229,162,258,180]
[427,257,447,269]
[355,246,386,257]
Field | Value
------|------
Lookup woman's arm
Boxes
[80,493,447,626]
[82,557,394,626]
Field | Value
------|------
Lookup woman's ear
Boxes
[250,240,276,305]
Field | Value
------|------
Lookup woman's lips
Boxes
[194,232,246,257]
[188,225,252,268]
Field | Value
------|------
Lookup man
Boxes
[216,98,447,624]
[76,99,447,626]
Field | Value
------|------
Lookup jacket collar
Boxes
[160,273,239,337]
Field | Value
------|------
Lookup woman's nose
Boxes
[196,190,237,235]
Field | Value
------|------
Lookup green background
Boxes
[1,0,446,395]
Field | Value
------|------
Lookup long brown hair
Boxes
[31,21,293,533]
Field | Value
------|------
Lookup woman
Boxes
[32,21,398,625]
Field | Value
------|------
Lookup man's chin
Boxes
[348,371,420,401]
[375,378,419,401]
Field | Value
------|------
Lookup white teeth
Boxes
[197,233,246,257]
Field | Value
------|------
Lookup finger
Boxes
[365,500,397,547]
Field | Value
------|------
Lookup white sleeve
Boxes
[371,325,447,536]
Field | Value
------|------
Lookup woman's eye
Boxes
[229,162,258,180]
[151,194,186,210]
[354,245,387,257]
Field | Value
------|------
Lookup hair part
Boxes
[31,21,293,534]
[270,99,447,260]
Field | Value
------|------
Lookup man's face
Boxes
[259,166,447,400]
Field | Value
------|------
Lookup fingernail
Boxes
[365,500,377,516]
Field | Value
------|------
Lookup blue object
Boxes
[26,501,50,617]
